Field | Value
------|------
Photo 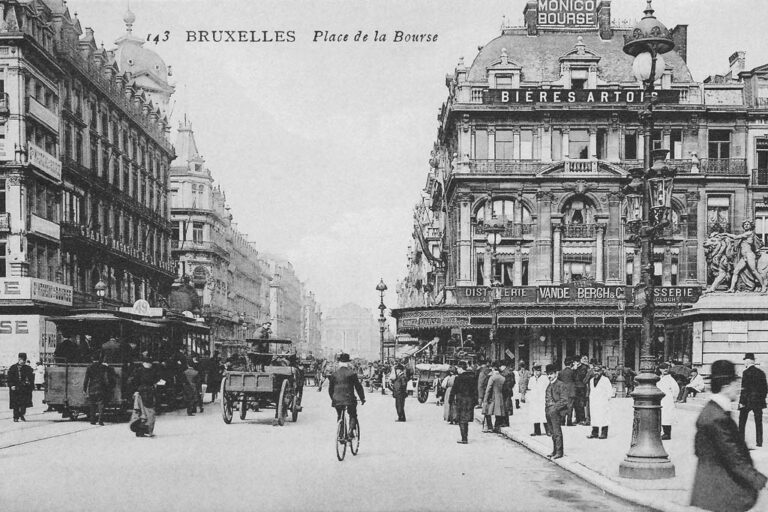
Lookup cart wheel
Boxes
[221,379,233,424]
[417,388,429,404]
[291,393,299,422]
[240,396,248,420]
[277,379,288,426]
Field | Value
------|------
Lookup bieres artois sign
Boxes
[484,89,681,105]
[537,0,598,27]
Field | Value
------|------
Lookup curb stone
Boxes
[473,416,707,512]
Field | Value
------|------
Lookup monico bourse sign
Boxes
[537,0,598,27]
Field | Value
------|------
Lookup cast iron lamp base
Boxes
[618,371,676,479]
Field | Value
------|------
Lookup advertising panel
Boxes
[537,0,598,27]
[0,315,56,366]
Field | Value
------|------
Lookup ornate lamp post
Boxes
[615,297,627,397]
[619,0,677,480]
[95,280,107,309]
[376,278,387,363]
[484,217,504,360]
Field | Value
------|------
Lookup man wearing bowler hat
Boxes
[7,352,35,422]
[739,352,768,447]
[544,363,569,459]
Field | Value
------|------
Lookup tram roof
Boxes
[50,312,160,329]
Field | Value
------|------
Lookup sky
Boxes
[66,0,768,312]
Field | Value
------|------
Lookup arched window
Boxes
[476,198,531,224]
[562,195,596,225]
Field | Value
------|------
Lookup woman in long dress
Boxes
[442,370,456,423]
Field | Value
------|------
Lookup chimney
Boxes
[729,51,746,78]
[523,1,538,36]
[670,25,688,63]
[597,0,612,40]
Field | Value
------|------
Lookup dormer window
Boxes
[571,78,587,90]
[495,75,514,88]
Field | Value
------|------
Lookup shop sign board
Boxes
[537,0,598,27]
[484,89,680,105]
[458,284,631,304]
[0,277,73,306]
[28,142,62,181]
[0,315,57,365]
[653,286,702,304]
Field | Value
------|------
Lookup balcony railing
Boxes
[469,160,548,174]
[475,219,534,238]
[560,223,598,238]
[171,239,230,257]
[62,222,176,273]
[699,158,747,175]
[753,169,768,186]
[564,159,598,173]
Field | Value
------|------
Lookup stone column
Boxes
[605,192,624,285]
[541,127,552,162]
[553,225,562,285]
[6,174,27,277]
[662,245,673,286]
[488,127,496,160]
[458,114,471,160]
[637,131,644,161]
[457,193,474,286]
[562,129,570,159]
[684,190,701,284]
[633,249,641,285]
[663,129,672,156]
[589,127,598,159]
[513,129,521,160]
[514,243,523,286]
[483,243,493,285]
[595,224,605,283]
[535,191,554,284]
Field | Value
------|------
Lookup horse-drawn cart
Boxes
[415,363,451,403]
[220,338,301,426]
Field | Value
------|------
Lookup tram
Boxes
[44,308,210,420]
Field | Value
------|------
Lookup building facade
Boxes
[0,1,175,363]
[321,303,378,360]
[393,0,768,370]
[170,117,271,353]
[298,287,322,356]
[263,254,303,343]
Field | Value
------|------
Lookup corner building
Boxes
[393,1,768,370]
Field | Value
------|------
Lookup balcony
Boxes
[560,223,598,238]
[475,218,534,239]
[753,169,768,186]
[62,222,176,275]
[564,159,598,173]
[469,160,548,174]
[699,158,747,175]
[171,239,230,258]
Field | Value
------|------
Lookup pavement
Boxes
[471,393,768,512]
[0,386,650,512]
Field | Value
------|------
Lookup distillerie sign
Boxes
[458,284,632,304]
[537,0,598,27]
[484,89,681,105]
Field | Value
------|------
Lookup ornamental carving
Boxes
[536,190,555,202]
[704,220,768,293]
[561,180,598,195]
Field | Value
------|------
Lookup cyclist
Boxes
[328,353,365,436]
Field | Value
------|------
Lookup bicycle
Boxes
[335,404,361,461]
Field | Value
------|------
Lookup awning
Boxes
[50,313,160,329]
[413,337,439,356]
[395,345,419,358]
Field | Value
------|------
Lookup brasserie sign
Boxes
[459,284,630,304]
[484,89,681,105]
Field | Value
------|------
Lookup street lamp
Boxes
[616,298,627,397]
[95,280,107,309]
[619,0,677,480]
[376,278,387,364]
[484,217,505,360]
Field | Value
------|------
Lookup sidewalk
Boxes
[475,396,768,512]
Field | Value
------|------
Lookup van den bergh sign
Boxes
[484,89,680,105]
[537,0,598,27]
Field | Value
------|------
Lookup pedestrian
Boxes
[558,357,576,426]
[101,337,123,364]
[679,368,706,403]
[442,369,456,423]
[500,362,515,424]
[451,360,477,444]
[574,355,589,425]
[517,362,531,404]
[83,352,116,426]
[739,352,767,448]
[207,351,223,403]
[586,365,612,439]
[7,353,34,422]
[476,358,491,408]
[54,337,81,363]
[183,360,202,416]
[545,363,569,459]
[482,362,506,433]
[391,363,408,422]
[130,355,160,437]
[657,362,679,440]
[512,363,521,410]
[691,360,768,512]
[528,364,550,436]
[34,361,45,391]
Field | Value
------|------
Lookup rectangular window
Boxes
[476,254,484,286]
[474,129,488,159]
[624,133,637,160]
[670,130,682,159]
[671,249,679,286]
[552,130,562,161]
[756,207,768,244]
[653,249,664,287]
[626,252,635,285]
[172,222,180,244]
[708,130,731,159]
[596,129,607,160]
[707,196,731,233]
[569,129,589,159]
[571,78,587,90]
[520,130,533,160]
[495,130,514,160]
[192,222,204,243]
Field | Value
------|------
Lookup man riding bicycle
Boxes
[328,353,365,434]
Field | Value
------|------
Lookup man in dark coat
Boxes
[83,352,116,425]
[391,364,409,422]
[573,355,589,425]
[54,337,81,363]
[500,363,516,425]
[7,353,35,422]
[328,353,365,432]
[545,363,570,459]
[476,359,491,408]
[451,360,477,444]
[183,360,202,416]
[739,352,768,447]
[691,359,767,512]
[558,357,576,426]
[129,357,160,437]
